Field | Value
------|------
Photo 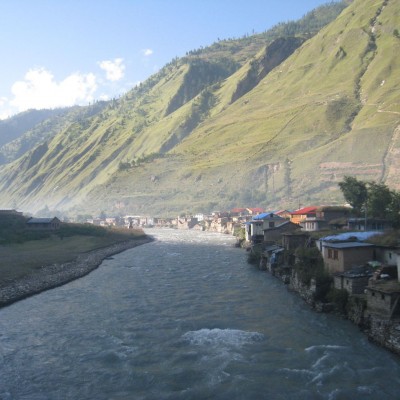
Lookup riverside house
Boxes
[302,206,351,232]
[333,265,374,295]
[316,232,379,274]
[245,212,286,243]
[263,221,300,244]
[365,280,400,319]
[290,206,318,226]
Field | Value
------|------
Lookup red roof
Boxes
[231,208,246,213]
[291,206,318,215]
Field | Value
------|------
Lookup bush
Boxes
[294,247,324,285]
[326,288,349,313]
[247,245,263,265]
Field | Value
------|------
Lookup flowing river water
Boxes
[1,228,400,399]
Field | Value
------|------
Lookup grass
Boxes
[0,0,399,216]
[0,226,145,284]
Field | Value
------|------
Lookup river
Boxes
[1,229,400,399]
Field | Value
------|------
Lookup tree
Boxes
[338,176,367,216]
[388,191,400,228]
[366,182,392,219]
[338,177,400,227]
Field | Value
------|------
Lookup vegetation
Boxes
[247,244,263,265]
[293,246,332,301]
[0,218,145,284]
[339,176,400,227]
[326,288,349,313]
[0,0,399,217]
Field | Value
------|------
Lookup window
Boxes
[269,222,275,228]
[328,248,339,260]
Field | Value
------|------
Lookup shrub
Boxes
[326,288,349,313]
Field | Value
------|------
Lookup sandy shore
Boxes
[0,236,154,308]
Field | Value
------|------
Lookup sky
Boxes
[0,0,332,120]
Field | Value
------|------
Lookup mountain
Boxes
[0,0,399,217]
[0,109,72,164]
[0,104,112,165]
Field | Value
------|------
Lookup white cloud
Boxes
[10,68,97,112]
[143,49,153,56]
[98,58,125,81]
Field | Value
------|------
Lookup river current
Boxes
[1,229,400,399]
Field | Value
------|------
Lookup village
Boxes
[2,203,400,355]
[83,204,400,355]
[168,204,400,355]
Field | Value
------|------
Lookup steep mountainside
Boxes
[1,0,399,217]
[0,103,108,165]
[0,108,72,163]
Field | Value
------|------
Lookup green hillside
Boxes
[1,0,399,217]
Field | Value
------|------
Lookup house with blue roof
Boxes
[245,212,286,243]
[316,232,381,274]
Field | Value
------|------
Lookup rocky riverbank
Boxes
[0,236,154,308]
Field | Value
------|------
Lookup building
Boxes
[333,265,374,295]
[290,206,317,225]
[26,217,61,230]
[320,241,376,274]
[298,206,351,232]
[275,210,292,220]
[263,221,300,244]
[177,217,199,230]
[365,280,400,319]
[281,232,310,252]
[347,218,391,231]
[0,209,23,216]
[245,212,286,243]
[246,207,265,216]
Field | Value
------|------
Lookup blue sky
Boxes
[0,0,333,119]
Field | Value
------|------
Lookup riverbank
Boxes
[0,236,154,308]
[268,265,400,357]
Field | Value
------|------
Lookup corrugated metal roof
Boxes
[321,231,383,241]
[323,242,374,249]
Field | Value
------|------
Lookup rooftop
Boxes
[291,206,317,215]
[323,242,374,249]
[27,217,58,224]
[321,231,383,242]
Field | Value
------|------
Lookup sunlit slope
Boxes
[169,0,399,202]
[82,0,399,215]
[2,0,396,216]
[0,62,192,210]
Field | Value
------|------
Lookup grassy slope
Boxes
[2,0,397,216]
[161,0,400,208]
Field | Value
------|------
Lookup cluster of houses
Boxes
[142,204,400,322]
[225,205,400,321]
[2,204,399,321]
